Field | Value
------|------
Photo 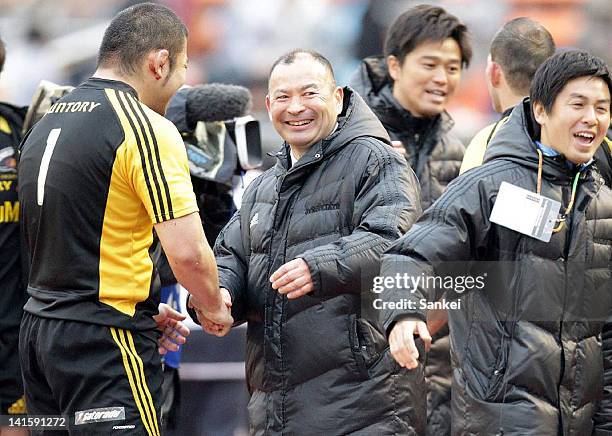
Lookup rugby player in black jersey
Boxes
[18,4,232,435]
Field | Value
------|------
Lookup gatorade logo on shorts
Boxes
[74,406,125,425]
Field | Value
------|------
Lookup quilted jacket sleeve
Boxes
[186,208,249,326]
[299,141,421,299]
[213,209,249,324]
[378,162,501,335]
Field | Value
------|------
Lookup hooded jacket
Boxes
[349,56,465,210]
[212,88,424,435]
[351,55,463,435]
[380,99,612,435]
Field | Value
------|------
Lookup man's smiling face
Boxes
[266,54,343,153]
[534,75,611,164]
[387,37,462,118]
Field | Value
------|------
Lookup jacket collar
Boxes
[485,98,596,182]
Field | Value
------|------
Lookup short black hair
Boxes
[97,3,188,76]
[0,36,5,73]
[269,49,336,84]
[491,18,555,95]
[384,4,472,68]
[531,50,612,114]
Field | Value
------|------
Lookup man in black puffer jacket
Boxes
[349,5,470,210]
[350,7,471,435]
[190,50,424,435]
[380,50,612,435]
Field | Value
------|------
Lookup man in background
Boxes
[0,35,28,436]
[350,6,471,434]
[460,17,555,174]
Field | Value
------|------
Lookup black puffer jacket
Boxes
[349,56,465,210]
[350,55,461,435]
[380,99,612,435]
[214,88,424,435]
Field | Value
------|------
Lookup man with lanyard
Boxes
[380,50,612,435]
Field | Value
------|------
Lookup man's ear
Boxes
[265,94,272,121]
[532,100,547,126]
[487,59,502,88]
[386,55,401,82]
[334,86,344,114]
[148,49,170,80]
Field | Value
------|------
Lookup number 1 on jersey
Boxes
[37,128,61,206]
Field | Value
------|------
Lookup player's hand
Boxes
[270,258,313,299]
[391,140,407,158]
[389,318,432,369]
[154,303,190,355]
[189,289,233,337]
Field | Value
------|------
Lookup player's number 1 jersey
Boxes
[18,78,198,331]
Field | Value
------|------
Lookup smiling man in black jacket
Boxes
[350,7,472,434]
[191,49,424,435]
[381,50,612,435]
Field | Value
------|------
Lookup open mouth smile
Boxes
[426,89,446,97]
[573,131,596,145]
[285,120,313,127]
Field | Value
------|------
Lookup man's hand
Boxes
[189,289,233,337]
[391,140,407,158]
[270,258,313,299]
[153,303,190,355]
[389,318,432,370]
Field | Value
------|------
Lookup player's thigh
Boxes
[40,321,163,436]
[18,313,60,417]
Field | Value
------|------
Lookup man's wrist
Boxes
[298,254,320,295]
[185,295,200,325]
[384,312,427,339]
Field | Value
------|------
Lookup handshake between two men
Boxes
[186,257,432,373]
[157,258,315,349]
[187,258,313,336]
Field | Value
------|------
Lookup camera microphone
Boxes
[185,83,252,127]
[166,84,262,182]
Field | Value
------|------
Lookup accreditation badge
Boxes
[490,181,561,243]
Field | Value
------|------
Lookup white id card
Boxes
[490,181,561,242]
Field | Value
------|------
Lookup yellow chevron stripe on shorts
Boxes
[110,327,159,436]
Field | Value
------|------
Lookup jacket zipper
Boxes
[265,168,304,433]
[556,182,576,436]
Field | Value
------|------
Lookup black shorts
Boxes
[0,323,25,414]
[160,365,181,432]
[19,312,163,435]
